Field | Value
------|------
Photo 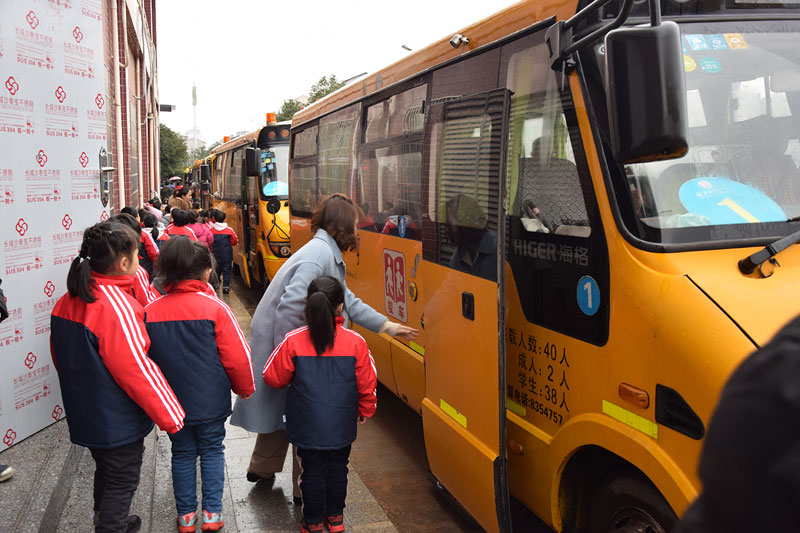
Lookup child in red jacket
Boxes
[264,276,377,533]
[51,221,185,533]
[144,237,255,532]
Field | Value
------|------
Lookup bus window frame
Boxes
[290,122,321,218]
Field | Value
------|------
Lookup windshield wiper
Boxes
[738,228,800,274]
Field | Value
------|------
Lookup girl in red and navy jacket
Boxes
[209,209,238,294]
[110,214,157,307]
[51,221,185,533]
[263,276,377,533]
[165,209,198,241]
[144,237,255,532]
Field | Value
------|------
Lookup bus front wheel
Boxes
[586,475,677,533]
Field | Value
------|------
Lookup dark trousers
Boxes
[297,445,351,524]
[90,438,144,533]
[215,260,232,289]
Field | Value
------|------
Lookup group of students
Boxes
[49,197,380,532]
[121,201,239,295]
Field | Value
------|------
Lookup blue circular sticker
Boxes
[577,276,600,316]
[679,177,785,225]
[398,216,407,238]
[262,181,289,197]
[699,57,721,74]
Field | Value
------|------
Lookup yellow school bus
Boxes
[288,1,800,531]
[211,121,292,290]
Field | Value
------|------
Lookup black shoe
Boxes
[222,287,230,294]
[126,515,142,533]
[293,496,302,506]
[246,471,275,484]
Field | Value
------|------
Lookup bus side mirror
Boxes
[245,147,261,177]
[605,21,688,164]
[266,197,281,215]
[200,164,211,183]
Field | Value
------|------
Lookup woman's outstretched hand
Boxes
[383,321,419,341]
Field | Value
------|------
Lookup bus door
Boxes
[419,88,511,532]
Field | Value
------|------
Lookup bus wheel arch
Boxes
[557,445,678,532]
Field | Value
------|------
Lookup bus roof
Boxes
[291,0,579,125]
[212,129,260,154]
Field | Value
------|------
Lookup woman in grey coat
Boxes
[230,193,417,499]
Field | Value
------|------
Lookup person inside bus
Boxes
[381,201,420,239]
[445,193,497,281]
[230,193,418,506]
[374,200,394,231]
[357,202,377,232]
[676,314,800,533]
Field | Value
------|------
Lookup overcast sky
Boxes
[156,0,520,146]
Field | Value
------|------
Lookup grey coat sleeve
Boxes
[344,283,387,333]
[272,260,325,347]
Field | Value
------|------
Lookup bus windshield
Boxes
[612,21,800,245]
[258,144,290,200]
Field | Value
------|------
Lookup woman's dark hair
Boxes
[311,193,359,252]
[171,209,190,227]
[120,206,139,219]
[304,276,345,356]
[157,236,214,288]
[141,213,159,240]
[67,222,139,303]
[109,213,142,236]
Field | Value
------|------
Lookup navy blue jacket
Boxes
[263,316,377,449]
[144,280,254,425]
[210,223,238,263]
[50,273,185,449]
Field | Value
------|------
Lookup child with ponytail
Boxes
[263,276,377,533]
[144,237,255,532]
[51,221,185,533]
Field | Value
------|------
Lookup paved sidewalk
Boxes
[0,288,396,533]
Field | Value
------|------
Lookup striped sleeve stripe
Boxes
[135,268,156,303]
[196,291,254,384]
[108,287,184,419]
[106,286,185,421]
[101,286,185,425]
[263,326,308,376]
[106,286,185,422]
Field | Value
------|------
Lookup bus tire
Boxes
[257,255,269,293]
[586,475,677,533]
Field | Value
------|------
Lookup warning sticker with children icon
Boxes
[383,249,407,323]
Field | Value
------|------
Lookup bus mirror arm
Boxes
[545,0,634,72]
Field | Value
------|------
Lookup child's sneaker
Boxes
[323,514,345,532]
[177,511,198,532]
[201,510,224,531]
[300,519,324,533]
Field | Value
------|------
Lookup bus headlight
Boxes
[269,242,291,258]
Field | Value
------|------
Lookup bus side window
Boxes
[290,125,319,218]
[359,85,426,238]
[502,30,609,346]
